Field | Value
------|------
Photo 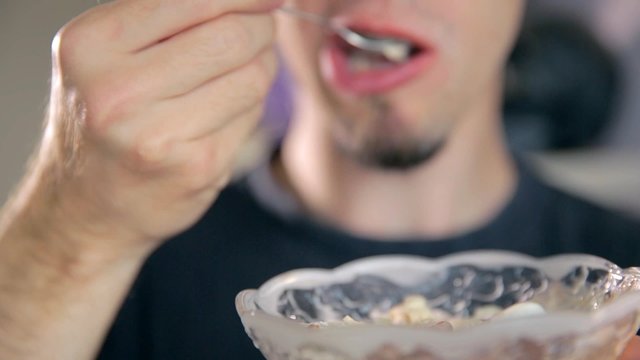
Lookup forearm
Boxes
[0,175,148,360]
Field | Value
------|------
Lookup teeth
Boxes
[356,33,413,63]
[382,43,412,63]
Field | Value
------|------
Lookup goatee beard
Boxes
[339,136,447,171]
[359,139,446,170]
[333,98,448,171]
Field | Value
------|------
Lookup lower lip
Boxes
[321,43,435,95]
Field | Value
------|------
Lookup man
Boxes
[0,0,638,359]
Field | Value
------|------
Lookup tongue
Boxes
[348,50,398,73]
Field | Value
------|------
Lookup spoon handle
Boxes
[278,6,332,28]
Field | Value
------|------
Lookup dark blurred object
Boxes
[504,17,620,151]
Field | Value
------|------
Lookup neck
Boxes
[278,82,516,240]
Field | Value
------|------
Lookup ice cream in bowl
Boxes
[236,251,640,359]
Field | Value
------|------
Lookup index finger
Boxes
[92,0,284,52]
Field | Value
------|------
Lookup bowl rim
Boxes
[236,250,640,335]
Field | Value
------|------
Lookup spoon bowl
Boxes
[278,6,412,63]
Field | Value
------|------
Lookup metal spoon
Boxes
[278,6,412,63]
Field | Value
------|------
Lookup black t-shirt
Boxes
[97,160,640,359]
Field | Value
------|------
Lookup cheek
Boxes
[386,65,453,121]
[464,1,523,68]
[448,1,524,93]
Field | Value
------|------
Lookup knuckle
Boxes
[127,0,157,19]
[239,106,266,136]
[126,136,170,171]
[250,13,277,48]
[53,6,108,69]
[53,21,86,69]
[82,76,142,136]
[245,104,267,127]
[263,14,277,44]
[102,17,126,43]
[182,146,221,192]
[260,50,279,82]
[210,16,252,59]
[245,51,278,101]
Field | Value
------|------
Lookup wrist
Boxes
[3,210,149,286]
[1,171,152,283]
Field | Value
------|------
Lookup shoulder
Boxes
[523,164,640,267]
[201,178,284,236]
[536,173,640,234]
[203,179,259,224]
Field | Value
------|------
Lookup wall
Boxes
[0,0,94,202]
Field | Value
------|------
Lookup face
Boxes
[277,0,525,169]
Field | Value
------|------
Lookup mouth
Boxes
[321,24,436,95]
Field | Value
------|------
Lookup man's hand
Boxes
[0,0,281,358]
[42,0,281,257]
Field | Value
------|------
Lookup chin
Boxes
[338,136,448,171]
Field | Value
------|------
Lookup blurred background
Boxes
[1,0,640,217]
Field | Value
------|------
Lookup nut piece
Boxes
[495,302,546,320]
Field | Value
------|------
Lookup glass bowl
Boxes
[236,251,640,360]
